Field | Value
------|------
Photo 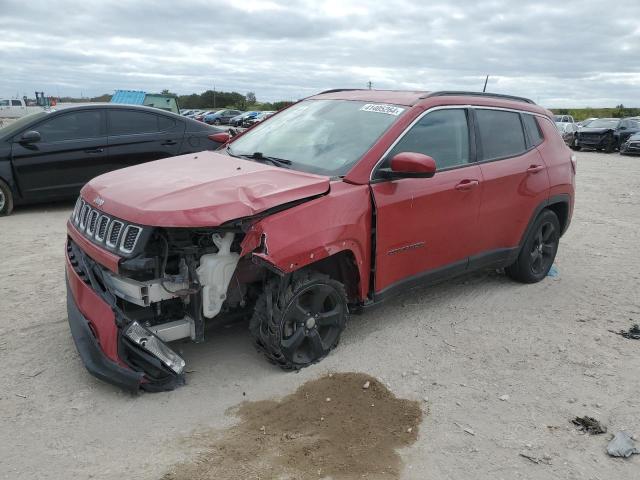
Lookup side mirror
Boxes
[19,130,41,144]
[380,152,437,179]
[208,132,230,144]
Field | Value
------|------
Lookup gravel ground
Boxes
[1,150,639,479]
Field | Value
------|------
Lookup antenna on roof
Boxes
[482,75,489,93]
[367,80,373,90]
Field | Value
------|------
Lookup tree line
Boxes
[58,90,295,111]
[551,105,640,121]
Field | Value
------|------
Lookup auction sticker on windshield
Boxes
[360,104,405,116]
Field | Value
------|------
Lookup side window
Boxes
[11,100,22,106]
[476,109,526,160]
[384,109,470,171]
[158,116,176,131]
[522,114,544,147]
[0,100,9,106]
[36,110,103,142]
[109,110,159,135]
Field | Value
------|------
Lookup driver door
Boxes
[370,108,484,295]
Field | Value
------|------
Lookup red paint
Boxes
[241,182,372,300]
[66,248,120,362]
[371,165,484,291]
[475,147,550,251]
[73,90,572,305]
[81,152,330,227]
[390,152,436,175]
[67,220,121,273]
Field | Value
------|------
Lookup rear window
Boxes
[109,110,160,135]
[476,109,526,161]
[522,114,544,147]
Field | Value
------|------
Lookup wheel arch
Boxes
[519,194,571,248]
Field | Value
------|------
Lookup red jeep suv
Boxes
[65,90,575,391]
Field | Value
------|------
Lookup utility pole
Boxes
[367,80,373,90]
[482,75,489,92]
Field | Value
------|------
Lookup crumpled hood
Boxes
[579,127,613,134]
[81,151,330,227]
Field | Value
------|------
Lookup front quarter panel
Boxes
[241,181,372,300]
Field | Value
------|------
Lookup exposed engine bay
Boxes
[68,205,270,389]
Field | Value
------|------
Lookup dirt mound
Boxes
[162,372,423,479]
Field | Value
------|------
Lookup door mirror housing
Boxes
[379,152,437,179]
[19,130,41,144]
[208,132,230,144]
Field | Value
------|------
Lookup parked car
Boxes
[230,111,259,127]
[554,114,575,124]
[576,117,640,152]
[243,111,275,127]
[0,104,225,215]
[556,122,579,150]
[576,117,597,128]
[194,110,218,122]
[620,132,640,155]
[204,109,244,125]
[65,89,575,391]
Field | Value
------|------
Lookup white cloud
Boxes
[1,0,639,107]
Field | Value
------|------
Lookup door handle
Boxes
[161,140,177,146]
[455,179,479,191]
[527,164,545,174]
[84,148,104,154]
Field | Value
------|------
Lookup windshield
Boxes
[0,111,49,139]
[228,99,403,176]
[588,119,619,128]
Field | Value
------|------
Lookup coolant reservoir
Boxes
[196,233,240,319]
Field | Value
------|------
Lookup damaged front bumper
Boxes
[66,238,186,392]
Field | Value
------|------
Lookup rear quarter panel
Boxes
[536,116,576,214]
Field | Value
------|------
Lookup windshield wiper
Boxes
[239,151,292,168]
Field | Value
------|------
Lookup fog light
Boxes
[125,321,185,374]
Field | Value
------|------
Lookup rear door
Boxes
[473,108,550,257]
[106,109,185,169]
[370,108,484,294]
[11,109,107,199]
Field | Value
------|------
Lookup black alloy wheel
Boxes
[250,271,348,369]
[506,209,560,283]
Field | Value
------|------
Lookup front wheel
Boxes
[250,271,348,370]
[506,210,560,283]
[0,178,14,216]
[213,119,222,125]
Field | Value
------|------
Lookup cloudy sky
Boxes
[2,0,639,107]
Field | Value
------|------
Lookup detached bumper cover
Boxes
[66,284,144,391]
[66,237,185,392]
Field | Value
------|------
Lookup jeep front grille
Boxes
[70,198,145,255]
[107,221,124,248]
[121,226,142,253]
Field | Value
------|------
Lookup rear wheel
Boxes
[0,179,14,216]
[250,271,348,370]
[214,119,222,125]
[506,210,560,283]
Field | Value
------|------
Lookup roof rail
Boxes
[422,91,535,104]
[316,88,364,95]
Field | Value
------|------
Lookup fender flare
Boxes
[518,194,571,249]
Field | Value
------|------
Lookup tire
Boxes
[250,271,348,370]
[506,210,560,284]
[570,137,581,151]
[0,178,14,216]
[604,136,615,153]
[213,119,221,126]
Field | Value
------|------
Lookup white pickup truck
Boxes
[0,98,28,118]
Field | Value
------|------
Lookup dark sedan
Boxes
[0,104,224,215]
[576,117,640,153]
[620,132,640,155]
